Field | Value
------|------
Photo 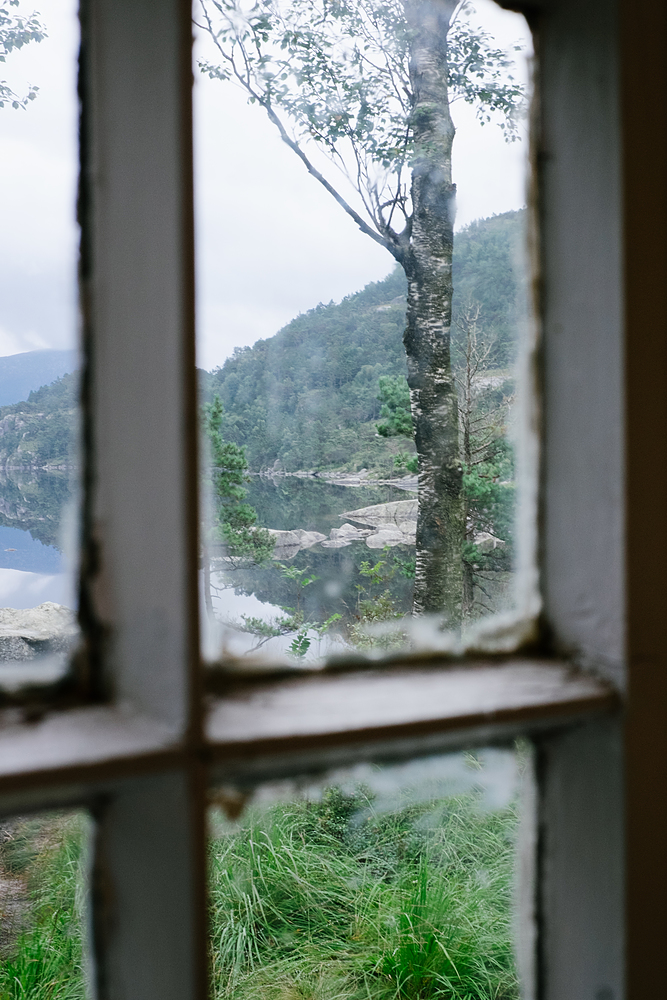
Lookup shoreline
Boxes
[257,469,418,492]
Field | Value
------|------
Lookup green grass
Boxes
[0,813,88,1000]
[0,780,519,1000]
[209,785,519,1000]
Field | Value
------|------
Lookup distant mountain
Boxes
[0,349,77,407]
[0,210,527,477]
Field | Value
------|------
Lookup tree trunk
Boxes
[202,542,214,615]
[402,0,464,623]
[461,311,475,619]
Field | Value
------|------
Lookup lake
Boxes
[0,471,512,663]
[204,475,416,660]
[0,469,415,629]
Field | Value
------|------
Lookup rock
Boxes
[321,523,372,548]
[0,636,35,661]
[0,602,78,661]
[341,500,417,546]
[267,528,328,556]
[366,526,407,548]
[473,531,506,552]
[342,499,418,530]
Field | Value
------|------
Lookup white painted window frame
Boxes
[1,0,663,996]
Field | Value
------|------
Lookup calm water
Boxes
[0,471,415,623]
[205,475,416,660]
[0,472,75,609]
[0,471,510,659]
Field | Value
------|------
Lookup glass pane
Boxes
[0,0,81,688]
[208,744,531,999]
[0,809,89,998]
[194,0,536,664]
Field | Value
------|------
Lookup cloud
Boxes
[0,323,51,358]
[1,0,532,373]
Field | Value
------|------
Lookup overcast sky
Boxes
[0,0,531,371]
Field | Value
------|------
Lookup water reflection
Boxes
[0,471,75,668]
[204,475,514,661]
[0,471,71,550]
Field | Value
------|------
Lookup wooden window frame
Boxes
[0,0,664,996]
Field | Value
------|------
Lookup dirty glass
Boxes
[0,809,89,998]
[208,745,531,1000]
[194,0,536,664]
[0,0,81,691]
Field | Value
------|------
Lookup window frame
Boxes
[0,0,663,995]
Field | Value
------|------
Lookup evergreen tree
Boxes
[376,375,413,438]
[203,395,274,566]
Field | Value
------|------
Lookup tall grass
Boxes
[0,784,518,1000]
[0,813,88,1000]
[209,787,519,1000]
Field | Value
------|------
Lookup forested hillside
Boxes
[0,375,78,548]
[0,372,78,468]
[201,209,526,472]
[0,210,525,475]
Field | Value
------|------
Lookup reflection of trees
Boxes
[243,477,404,533]
[212,543,415,633]
[0,471,72,548]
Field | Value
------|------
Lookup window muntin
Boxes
[0,0,641,996]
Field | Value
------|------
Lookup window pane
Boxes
[194,0,536,664]
[0,0,81,689]
[0,809,89,998]
[209,745,531,999]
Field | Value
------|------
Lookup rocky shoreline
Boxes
[267,498,418,557]
[266,498,506,559]
[259,468,419,492]
[0,603,77,661]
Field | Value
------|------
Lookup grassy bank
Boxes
[209,785,519,1000]
[0,813,87,1000]
[0,781,519,1000]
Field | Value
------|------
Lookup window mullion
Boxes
[77,1,206,998]
[79,0,200,736]
[91,770,207,1000]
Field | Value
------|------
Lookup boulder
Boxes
[0,602,77,661]
[267,528,328,556]
[341,500,417,546]
[341,499,418,530]
[321,523,372,548]
[473,531,506,552]
[366,526,407,548]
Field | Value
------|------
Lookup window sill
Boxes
[0,704,181,795]
[0,658,618,797]
[207,658,620,772]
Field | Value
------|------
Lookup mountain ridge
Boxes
[0,349,77,408]
[201,209,527,473]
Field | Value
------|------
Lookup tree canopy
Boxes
[0,0,46,109]
[197,0,524,261]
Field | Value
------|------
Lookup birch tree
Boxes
[197,0,525,622]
